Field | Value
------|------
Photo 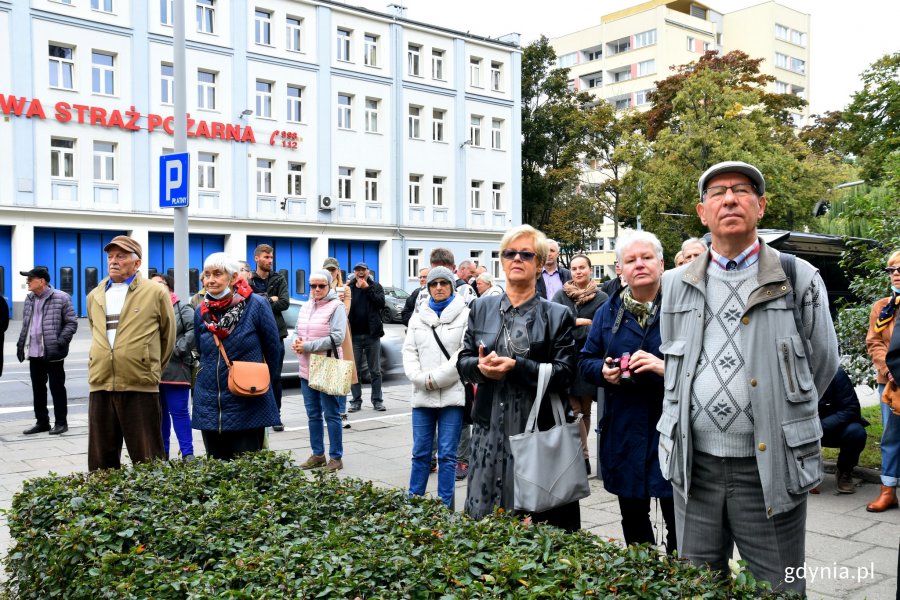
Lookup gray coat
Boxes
[161,300,196,384]
[656,240,838,518]
[17,288,77,361]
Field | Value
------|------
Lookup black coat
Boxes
[818,367,870,434]
[401,287,423,326]
[348,276,385,338]
[249,270,290,338]
[551,287,608,396]
[0,296,8,377]
[888,324,900,383]
[536,266,572,299]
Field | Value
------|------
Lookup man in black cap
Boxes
[347,261,386,412]
[16,267,78,435]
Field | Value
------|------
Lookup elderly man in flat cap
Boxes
[86,235,175,471]
[656,161,838,594]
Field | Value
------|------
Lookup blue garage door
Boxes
[328,240,380,282]
[147,233,224,294]
[0,226,10,316]
[247,237,311,301]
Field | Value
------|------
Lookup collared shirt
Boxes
[104,272,137,291]
[28,287,52,358]
[710,240,761,272]
[541,267,564,299]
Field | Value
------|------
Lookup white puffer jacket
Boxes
[402,294,469,409]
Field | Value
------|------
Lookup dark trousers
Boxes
[351,334,382,404]
[273,341,286,411]
[617,495,677,554]
[201,428,265,460]
[29,358,68,426]
[821,421,867,474]
[88,391,165,471]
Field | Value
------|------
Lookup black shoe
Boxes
[373,401,386,412]
[585,458,592,475]
[341,413,351,429]
[347,402,362,413]
[273,425,285,432]
[23,424,51,435]
[49,424,68,435]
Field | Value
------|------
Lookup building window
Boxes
[689,4,706,19]
[776,52,788,69]
[91,0,113,12]
[337,94,352,129]
[365,98,379,133]
[470,181,482,209]
[364,34,378,66]
[49,45,75,90]
[775,23,789,40]
[686,36,695,51]
[257,159,273,194]
[491,118,502,150]
[408,174,421,205]
[491,250,501,279]
[408,248,422,280]
[635,89,652,105]
[338,167,352,199]
[634,29,657,48]
[469,57,482,87]
[432,109,445,142]
[255,9,272,45]
[432,176,445,206]
[365,170,379,202]
[408,105,421,139]
[160,0,174,25]
[491,61,502,91]
[161,63,174,104]
[286,17,303,52]
[198,152,216,189]
[612,68,631,83]
[469,115,482,147]
[608,38,630,55]
[196,0,215,34]
[637,59,655,77]
[491,183,503,210]
[614,97,631,110]
[407,44,421,76]
[775,81,789,94]
[336,28,351,62]
[51,138,75,178]
[432,49,444,80]
[585,75,602,88]
[256,80,273,118]
[287,162,303,196]
[584,48,602,61]
[558,52,577,68]
[91,52,115,95]
[791,30,807,47]
[197,70,216,109]
[790,56,806,74]
[470,250,483,268]
[286,85,302,122]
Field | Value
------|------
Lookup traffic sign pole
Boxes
[173,0,189,301]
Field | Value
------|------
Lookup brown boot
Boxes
[866,485,898,512]
[836,470,856,494]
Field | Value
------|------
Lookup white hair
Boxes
[476,272,494,285]
[615,231,664,262]
[681,237,708,252]
[203,252,241,276]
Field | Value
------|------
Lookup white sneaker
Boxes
[341,413,351,429]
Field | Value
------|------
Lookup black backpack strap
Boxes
[431,326,451,359]
[780,252,813,358]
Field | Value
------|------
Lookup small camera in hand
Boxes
[610,352,633,382]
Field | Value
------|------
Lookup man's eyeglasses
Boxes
[239,268,251,272]
[309,283,329,289]
[501,249,537,261]
[428,280,452,288]
[703,183,758,201]
[885,267,900,274]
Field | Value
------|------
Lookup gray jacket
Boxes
[656,240,838,518]
[17,288,78,361]
[161,300,196,384]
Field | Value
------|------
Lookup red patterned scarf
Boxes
[199,278,253,338]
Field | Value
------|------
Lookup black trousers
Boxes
[273,341,286,411]
[618,495,677,554]
[821,421,867,474]
[29,358,68,426]
[202,428,266,461]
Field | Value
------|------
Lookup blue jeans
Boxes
[879,384,900,486]
[301,379,343,459]
[409,406,464,508]
[159,383,193,457]
[351,334,382,404]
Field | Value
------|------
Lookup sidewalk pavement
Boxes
[0,380,896,598]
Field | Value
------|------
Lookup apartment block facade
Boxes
[0,0,521,316]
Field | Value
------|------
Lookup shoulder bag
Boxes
[308,338,353,396]
[508,363,591,513]
[213,334,270,398]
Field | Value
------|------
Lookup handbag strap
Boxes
[212,334,232,367]
[524,363,565,433]
[431,326,451,359]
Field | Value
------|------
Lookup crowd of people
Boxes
[9,160,900,594]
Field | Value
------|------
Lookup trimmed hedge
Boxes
[3,452,794,598]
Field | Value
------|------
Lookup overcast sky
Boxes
[355,0,898,116]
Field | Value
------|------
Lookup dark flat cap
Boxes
[103,235,142,259]
[20,267,50,282]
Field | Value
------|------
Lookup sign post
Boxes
[173,0,189,301]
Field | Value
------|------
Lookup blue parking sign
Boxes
[159,153,190,208]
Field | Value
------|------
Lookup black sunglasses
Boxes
[428,280,452,288]
[309,283,329,289]
[501,249,537,261]
[886,267,900,274]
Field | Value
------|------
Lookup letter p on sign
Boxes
[159,152,190,208]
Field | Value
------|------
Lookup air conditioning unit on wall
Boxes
[318,195,334,211]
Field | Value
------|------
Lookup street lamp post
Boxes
[173,0,189,301]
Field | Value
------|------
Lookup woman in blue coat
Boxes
[193,252,282,460]
[579,231,675,553]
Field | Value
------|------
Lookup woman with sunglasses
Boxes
[323,257,357,429]
[293,270,348,472]
[865,251,900,512]
[402,266,470,507]
[457,225,579,531]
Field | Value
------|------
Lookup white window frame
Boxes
[92,51,115,96]
[161,62,174,105]
[336,28,351,62]
[432,49,444,80]
[365,169,379,202]
[51,138,75,179]
[407,43,421,76]
[470,180,482,209]
[775,23,789,40]
[775,52,789,69]
[286,85,302,122]
[286,16,303,52]
[198,152,217,189]
[364,34,378,66]
[196,0,215,34]
[255,9,272,46]
[790,56,806,74]
[408,105,421,139]
[469,115,482,147]
[408,174,422,205]
[365,98,379,133]
[432,176,445,206]
[197,70,216,110]
[490,61,502,91]
[338,167,353,200]
[160,0,174,26]
[633,29,657,48]
[91,0,113,13]
[256,158,273,194]
[637,59,655,77]
[432,109,445,142]
[49,45,75,90]
[256,80,273,119]
[287,162,303,197]
[408,248,423,280]
[491,118,502,150]
[491,251,501,279]
[491,182,503,210]
[558,52,576,68]
[469,57,482,87]
[337,94,352,129]
[775,81,789,94]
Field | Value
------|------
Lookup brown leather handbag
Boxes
[213,335,270,398]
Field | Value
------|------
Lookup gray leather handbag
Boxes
[508,363,591,513]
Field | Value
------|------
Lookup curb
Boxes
[823,459,882,484]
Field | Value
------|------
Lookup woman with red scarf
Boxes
[192,252,282,459]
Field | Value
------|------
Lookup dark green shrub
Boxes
[3,452,794,599]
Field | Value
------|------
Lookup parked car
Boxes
[381,286,410,324]
[280,298,405,382]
